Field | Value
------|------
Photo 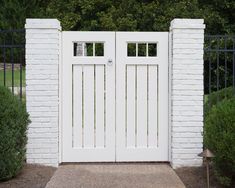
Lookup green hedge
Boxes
[204,87,234,115]
[0,86,30,181]
[204,97,235,186]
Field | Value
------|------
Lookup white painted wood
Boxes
[148,65,158,147]
[83,65,95,147]
[125,57,162,65]
[62,32,115,162]
[59,30,62,163]
[136,65,148,147]
[95,65,105,147]
[105,51,116,150]
[71,58,109,65]
[126,65,136,147]
[73,66,83,148]
[116,32,169,161]
[62,31,168,162]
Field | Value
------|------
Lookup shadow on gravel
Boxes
[0,164,56,188]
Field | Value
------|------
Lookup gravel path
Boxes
[0,164,56,188]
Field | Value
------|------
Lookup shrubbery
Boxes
[0,86,30,181]
[204,87,234,115]
[204,97,235,186]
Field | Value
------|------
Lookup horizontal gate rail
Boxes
[0,29,25,99]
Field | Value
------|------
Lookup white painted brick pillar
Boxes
[25,19,61,167]
[169,19,205,168]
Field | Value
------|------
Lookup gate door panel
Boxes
[116,32,169,161]
[62,32,115,162]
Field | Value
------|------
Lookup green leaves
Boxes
[42,0,234,34]
[0,86,30,181]
[0,0,234,33]
[204,96,235,186]
[0,0,41,29]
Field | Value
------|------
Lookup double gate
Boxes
[61,32,169,162]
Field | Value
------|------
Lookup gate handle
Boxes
[107,59,113,65]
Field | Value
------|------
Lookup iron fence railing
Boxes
[0,31,234,103]
[0,29,25,99]
[204,35,235,109]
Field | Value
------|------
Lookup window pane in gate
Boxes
[127,43,136,56]
[74,42,104,56]
[95,43,104,56]
[74,42,83,56]
[85,43,93,56]
[138,43,146,56]
[148,43,157,57]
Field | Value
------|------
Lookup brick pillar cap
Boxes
[25,19,61,30]
[170,19,205,29]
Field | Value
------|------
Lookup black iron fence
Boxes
[0,29,25,99]
[0,31,234,103]
[204,35,235,110]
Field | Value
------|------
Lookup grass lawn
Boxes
[0,69,25,87]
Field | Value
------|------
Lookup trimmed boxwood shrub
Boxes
[204,87,234,115]
[204,97,235,186]
[0,86,30,181]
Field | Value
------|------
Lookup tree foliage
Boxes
[45,0,235,34]
[0,0,234,34]
[0,0,47,29]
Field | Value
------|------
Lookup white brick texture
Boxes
[169,19,205,168]
[25,19,61,167]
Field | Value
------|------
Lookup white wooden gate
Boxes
[116,32,168,161]
[61,32,168,162]
[62,32,115,162]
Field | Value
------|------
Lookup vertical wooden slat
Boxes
[148,65,158,147]
[95,65,105,147]
[136,65,148,147]
[83,65,95,147]
[73,66,83,148]
[105,59,115,150]
[126,65,136,147]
